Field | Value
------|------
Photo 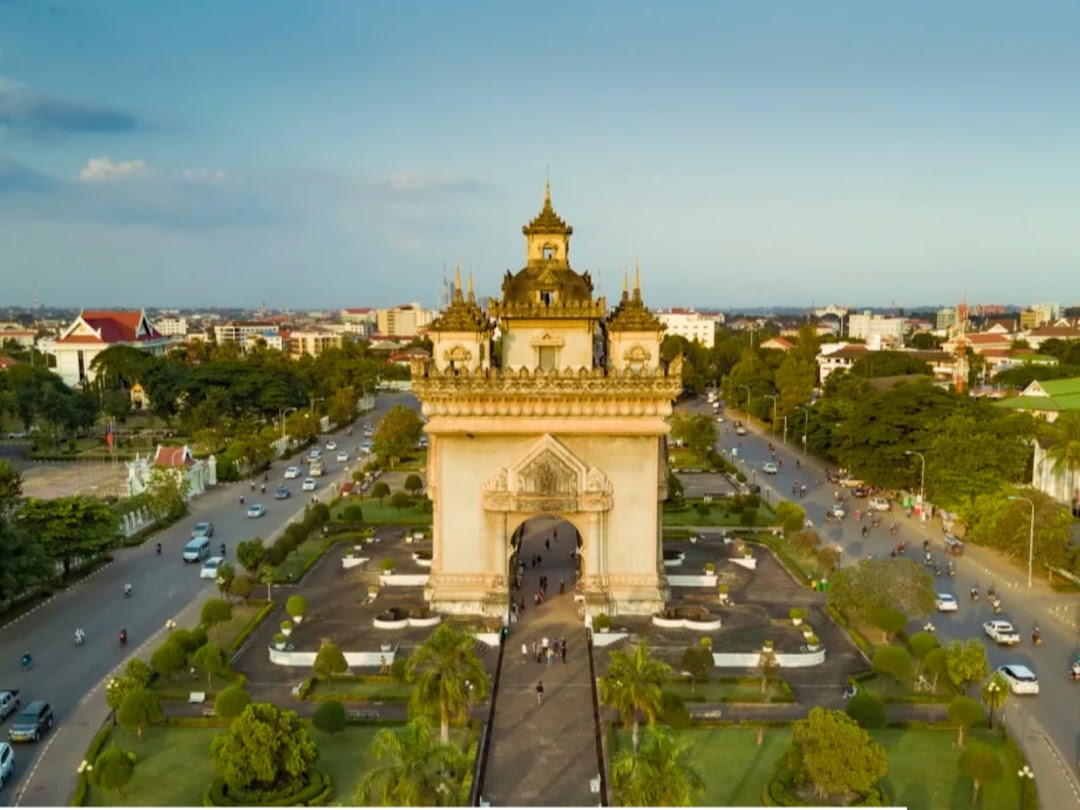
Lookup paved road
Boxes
[702,400,1080,804]
[0,395,408,805]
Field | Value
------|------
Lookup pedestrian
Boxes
[536,681,545,705]
[559,578,565,595]
[532,640,538,657]
[545,538,550,550]
[542,636,549,651]
[546,646,555,667]
[561,637,567,663]
[554,529,558,540]
[537,555,543,568]
[521,642,528,661]
[536,644,543,664]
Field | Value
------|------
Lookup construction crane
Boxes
[953,300,970,394]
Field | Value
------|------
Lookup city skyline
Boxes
[2,0,1079,309]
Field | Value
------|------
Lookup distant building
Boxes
[51,310,168,388]
[760,337,794,352]
[936,307,958,331]
[656,308,715,348]
[846,311,907,346]
[214,320,278,344]
[288,330,342,358]
[996,377,1080,423]
[817,343,871,382]
[943,331,1011,355]
[244,329,288,353]
[153,317,189,337]
[377,303,434,338]
[1023,325,1080,351]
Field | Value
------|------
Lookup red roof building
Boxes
[51,309,170,388]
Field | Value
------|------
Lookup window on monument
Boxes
[629,360,644,374]
[538,346,557,371]
[543,245,554,260]
[540,291,554,305]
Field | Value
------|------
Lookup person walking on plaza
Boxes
[536,681,545,705]
[546,646,555,667]
[561,637,567,663]
[521,642,528,662]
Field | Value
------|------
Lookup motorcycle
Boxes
[240,495,245,505]
[970,588,979,602]
[1032,631,1042,646]
[119,630,128,647]
[155,542,162,555]
[1070,664,1080,683]
[75,630,85,646]
[989,596,1002,613]
[21,653,32,670]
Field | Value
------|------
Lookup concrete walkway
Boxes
[481,517,600,807]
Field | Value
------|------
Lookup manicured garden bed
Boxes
[306,676,414,703]
[331,496,432,526]
[611,726,1032,809]
[83,724,381,806]
[665,676,795,704]
[662,499,777,527]
[273,535,338,582]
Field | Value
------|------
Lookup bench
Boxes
[348,709,380,720]
[188,692,206,705]
[202,708,217,718]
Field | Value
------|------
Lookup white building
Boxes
[935,308,957,331]
[51,310,169,389]
[847,311,907,346]
[655,308,715,348]
[153,317,189,337]
[817,343,871,382]
[214,320,278,344]
[376,303,436,338]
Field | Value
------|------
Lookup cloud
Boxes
[0,76,138,134]
[0,153,58,192]
[182,167,237,185]
[79,156,150,183]
[375,169,489,194]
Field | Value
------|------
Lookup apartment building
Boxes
[846,311,907,346]
[153,317,189,337]
[376,303,435,338]
[288,330,343,358]
[214,320,278,344]
[655,308,716,348]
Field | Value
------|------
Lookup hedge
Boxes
[763,776,889,807]
[71,720,115,805]
[228,601,274,655]
[203,768,331,807]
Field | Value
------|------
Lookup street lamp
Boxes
[738,385,751,411]
[796,405,810,455]
[1006,495,1035,589]
[904,451,926,515]
[765,394,778,433]
[280,407,298,443]
[985,680,1002,730]
[1018,765,1033,808]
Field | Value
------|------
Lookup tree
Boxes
[215,562,235,599]
[827,558,935,620]
[0,459,23,513]
[117,686,163,740]
[665,469,684,506]
[313,641,348,683]
[389,491,412,514]
[958,741,1004,803]
[610,724,705,807]
[670,413,718,461]
[406,624,491,745]
[373,404,424,467]
[757,648,779,695]
[945,640,990,692]
[214,686,252,719]
[286,594,309,620]
[230,574,254,601]
[871,645,912,688]
[907,631,940,676]
[209,703,318,793]
[372,481,391,504]
[774,501,806,534]
[192,643,229,689]
[143,467,188,521]
[200,598,232,641]
[404,473,424,496]
[91,747,136,795]
[845,690,886,729]
[923,647,948,692]
[236,537,267,577]
[867,604,907,643]
[17,496,119,576]
[125,657,153,688]
[786,708,888,800]
[679,645,714,693]
[150,638,188,679]
[1044,409,1080,486]
[0,518,52,607]
[982,672,1009,729]
[343,503,364,524]
[312,700,347,735]
[948,696,985,746]
[599,643,672,753]
[355,719,470,807]
[259,565,276,600]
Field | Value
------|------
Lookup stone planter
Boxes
[274,641,286,651]
[807,643,821,652]
[792,617,803,626]
[380,643,393,652]
[291,616,304,625]
[803,628,814,639]
[281,627,292,637]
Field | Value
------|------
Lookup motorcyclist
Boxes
[155,541,162,555]
[240,494,245,505]
[124,582,133,598]
[220,543,227,557]
[1071,660,1080,681]
[250,481,256,491]
[260,483,266,494]
[1032,625,1041,644]
[119,629,128,646]
[970,584,979,601]
[75,628,85,645]
[861,525,869,538]
[21,651,32,668]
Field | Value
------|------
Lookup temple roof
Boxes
[499,265,595,306]
[427,266,493,333]
[606,265,664,332]
[522,181,572,236]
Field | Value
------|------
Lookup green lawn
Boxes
[856,672,956,703]
[669,447,715,470]
[333,496,433,526]
[86,724,381,806]
[212,601,265,649]
[308,677,414,702]
[664,677,794,704]
[663,501,777,527]
[274,535,333,582]
[613,727,1031,810]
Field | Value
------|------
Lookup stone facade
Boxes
[411,184,682,618]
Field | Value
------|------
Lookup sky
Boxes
[1,0,1079,311]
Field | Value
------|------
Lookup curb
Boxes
[0,559,116,634]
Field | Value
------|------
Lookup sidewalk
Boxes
[14,594,210,807]
[1001,699,1080,809]
[480,519,600,807]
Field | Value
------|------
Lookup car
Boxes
[0,741,13,789]
[308,449,322,461]
[8,701,52,743]
[200,557,224,580]
[325,440,337,451]
[868,496,890,512]
[851,486,869,498]
[302,478,317,492]
[336,451,349,462]
[715,416,725,423]
[935,593,958,612]
[182,537,211,563]
[997,664,1040,695]
[735,426,747,436]
[363,429,374,438]
[284,466,301,479]
[191,521,214,538]
[246,504,266,519]
[829,504,846,519]
[274,486,291,500]
[360,440,373,453]
[983,620,1020,646]
[0,691,19,722]
[762,462,778,475]
[363,423,373,432]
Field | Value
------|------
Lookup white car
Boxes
[200,557,225,580]
[762,462,778,475]
[326,440,337,451]
[829,504,846,519]
[735,426,747,436]
[302,478,317,491]
[935,593,958,612]
[983,620,1020,646]
[997,664,1039,695]
[869,497,891,512]
[360,440,373,453]
[247,504,266,519]
[0,741,13,790]
[336,451,349,462]
[284,466,301,479]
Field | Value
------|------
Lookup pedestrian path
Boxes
[481,518,600,807]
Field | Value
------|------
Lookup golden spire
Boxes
[454,262,463,301]
[633,259,641,302]
[467,268,474,303]
[622,265,629,302]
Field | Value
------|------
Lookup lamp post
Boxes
[904,451,926,515]
[1017,765,1033,809]
[765,395,778,433]
[796,406,810,456]
[1006,495,1035,589]
[280,407,298,444]
[738,385,751,411]
[985,680,1002,730]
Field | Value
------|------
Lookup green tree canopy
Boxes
[610,724,705,807]
[785,707,888,800]
[91,747,136,795]
[355,719,470,807]
[312,700,347,735]
[209,703,318,793]
[192,643,229,689]
[313,642,348,683]
[958,742,1004,804]
[117,687,163,739]
[406,624,491,745]
[373,404,423,467]
[827,558,935,620]
[599,643,672,753]
[17,496,119,576]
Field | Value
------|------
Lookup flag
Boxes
[105,422,114,453]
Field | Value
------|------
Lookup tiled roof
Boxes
[1027,326,1080,338]
[57,310,164,345]
[967,333,1010,344]
[153,445,193,467]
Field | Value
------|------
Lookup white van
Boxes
[182,537,211,563]
[0,742,14,789]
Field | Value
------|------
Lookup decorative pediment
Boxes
[529,332,565,348]
[482,434,612,513]
[443,345,473,363]
[623,344,651,363]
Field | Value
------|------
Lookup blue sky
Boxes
[1,0,1078,310]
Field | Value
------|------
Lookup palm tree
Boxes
[599,642,672,752]
[355,719,469,807]
[406,624,490,745]
[610,724,705,806]
[1045,410,1080,499]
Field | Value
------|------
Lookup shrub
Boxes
[694,502,710,518]
[593,613,612,631]
[91,747,136,795]
[312,700,347,735]
[343,504,364,524]
[214,686,252,719]
[230,574,254,601]
[740,508,758,527]
[389,656,408,681]
[789,608,807,622]
[281,620,293,632]
[117,687,163,739]
[744,493,761,510]
[286,595,309,619]
[388,491,412,513]
[273,633,286,646]
[380,557,396,573]
[371,481,391,502]
[150,638,188,678]
[313,642,348,682]
[266,543,287,566]
[404,473,424,495]
[845,690,886,728]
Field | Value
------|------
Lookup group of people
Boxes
[524,636,568,668]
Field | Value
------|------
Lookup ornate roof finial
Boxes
[454,262,463,301]
[633,259,642,302]
[622,265,629,302]
[467,268,475,303]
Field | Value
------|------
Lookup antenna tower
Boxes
[953,298,970,394]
